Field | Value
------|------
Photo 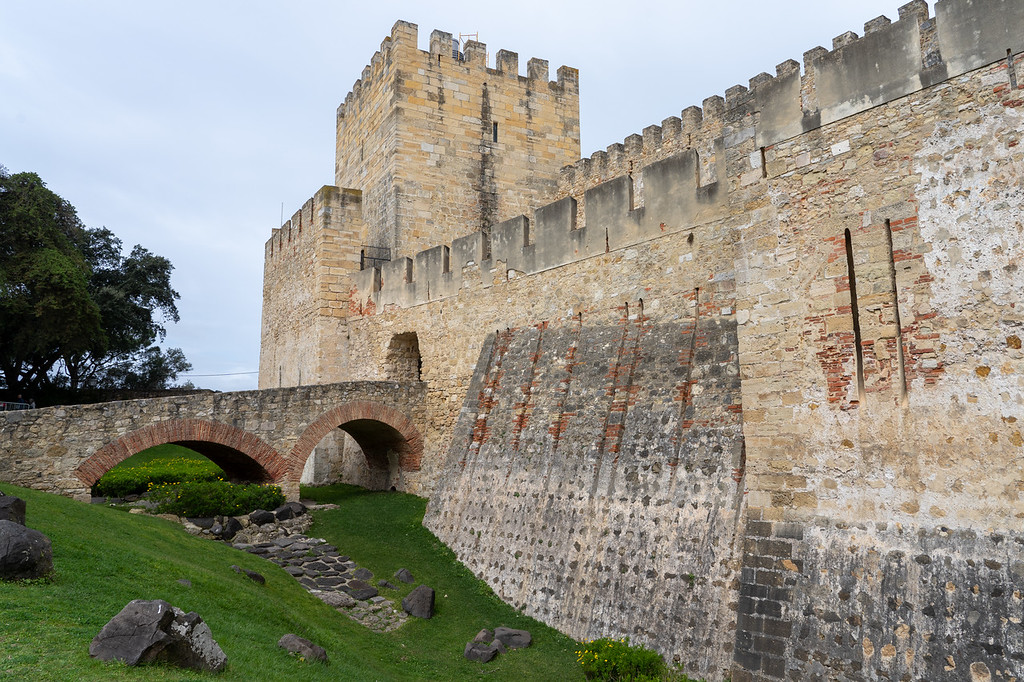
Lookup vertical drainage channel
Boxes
[884,219,908,404]
[844,229,866,404]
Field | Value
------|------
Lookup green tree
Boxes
[0,166,190,399]
[61,227,189,391]
[0,168,103,395]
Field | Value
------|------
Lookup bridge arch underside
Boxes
[76,419,288,489]
[293,401,423,490]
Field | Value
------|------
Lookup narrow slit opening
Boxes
[844,228,866,404]
[884,219,908,403]
[760,146,768,178]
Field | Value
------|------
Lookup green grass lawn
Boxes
[0,482,584,681]
[112,443,211,467]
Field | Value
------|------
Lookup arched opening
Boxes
[292,401,422,492]
[384,332,422,381]
[76,419,287,489]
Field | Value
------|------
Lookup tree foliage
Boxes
[0,166,190,400]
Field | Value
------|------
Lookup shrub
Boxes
[92,457,224,498]
[576,637,666,681]
[149,480,285,517]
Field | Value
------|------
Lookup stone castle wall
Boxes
[335,20,580,258]
[259,186,363,388]
[263,0,1024,678]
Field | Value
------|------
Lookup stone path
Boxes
[232,533,408,632]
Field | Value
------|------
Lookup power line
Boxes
[180,371,259,377]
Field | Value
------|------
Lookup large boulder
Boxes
[401,585,435,619]
[0,495,26,525]
[0,519,52,580]
[249,509,275,526]
[90,599,227,672]
[493,626,532,649]
[278,633,327,663]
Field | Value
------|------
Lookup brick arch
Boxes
[75,418,288,487]
[288,400,423,477]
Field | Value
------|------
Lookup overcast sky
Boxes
[1,0,901,391]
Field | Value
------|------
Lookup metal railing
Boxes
[360,245,391,271]
[0,401,32,411]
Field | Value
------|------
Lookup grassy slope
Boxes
[0,483,583,682]
[112,443,212,467]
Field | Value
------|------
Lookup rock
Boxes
[473,628,493,643]
[221,517,243,541]
[0,495,27,525]
[89,600,227,672]
[278,633,327,662]
[187,517,216,529]
[464,641,498,663]
[394,567,414,583]
[378,579,397,590]
[249,509,275,526]
[273,504,295,521]
[210,523,223,536]
[166,607,229,672]
[281,501,307,517]
[89,599,173,665]
[353,567,373,581]
[0,519,53,580]
[176,579,192,587]
[494,626,532,649]
[401,585,435,619]
[244,569,266,585]
[344,580,378,601]
[314,590,356,608]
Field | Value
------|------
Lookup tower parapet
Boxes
[334,20,580,259]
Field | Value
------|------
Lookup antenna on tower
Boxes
[454,32,481,62]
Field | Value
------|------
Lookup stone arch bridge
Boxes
[0,382,426,502]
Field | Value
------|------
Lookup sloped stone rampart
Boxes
[425,314,744,673]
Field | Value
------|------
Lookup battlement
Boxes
[337,20,578,125]
[333,19,581,260]
[351,145,729,312]
[559,0,1024,200]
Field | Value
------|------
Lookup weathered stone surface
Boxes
[463,641,498,663]
[493,627,531,649]
[394,568,414,584]
[249,509,275,526]
[0,519,52,580]
[401,585,435,619]
[314,590,356,608]
[220,517,243,541]
[0,495,26,525]
[89,600,226,672]
[278,633,327,663]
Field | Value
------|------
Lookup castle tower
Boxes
[335,20,581,258]
[260,21,579,389]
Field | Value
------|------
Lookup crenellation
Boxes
[898,0,929,23]
[660,115,682,143]
[495,49,518,75]
[556,65,579,92]
[642,124,662,154]
[832,30,859,50]
[463,40,486,64]
[775,59,800,78]
[429,29,452,57]
[527,57,548,81]
[864,14,893,33]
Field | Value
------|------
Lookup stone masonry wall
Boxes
[336,1,1024,678]
[335,20,580,257]
[259,186,364,388]
[425,314,745,674]
[0,382,428,502]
